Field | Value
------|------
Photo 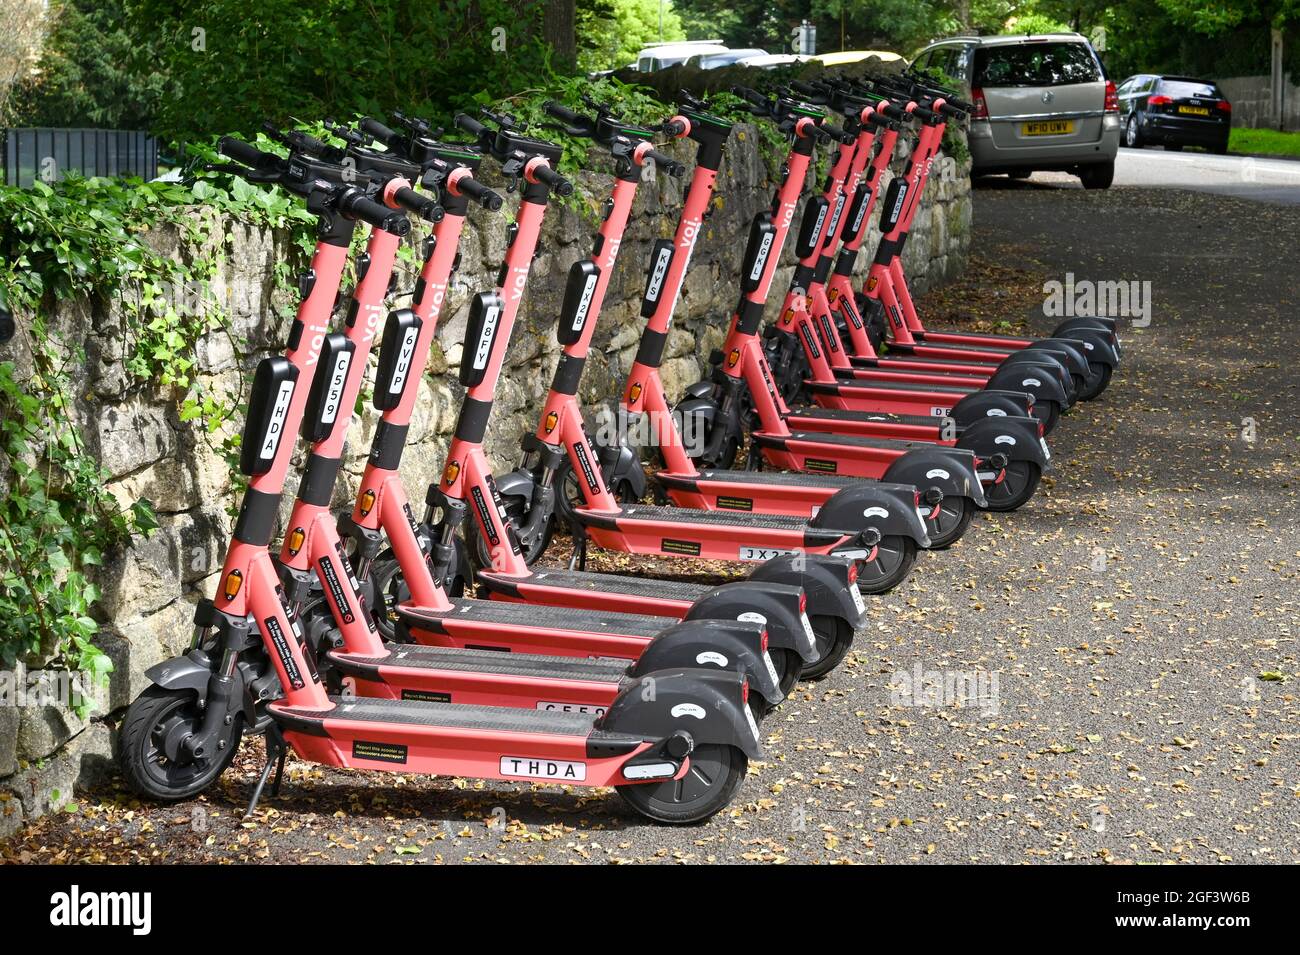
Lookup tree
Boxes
[580,0,687,71]
[14,0,164,129]
[0,0,50,124]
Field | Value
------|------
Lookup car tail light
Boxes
[1104,81,1119,112]
[1148,95,1171,106]
[971,87,989,119]
[1216,100,1232,113]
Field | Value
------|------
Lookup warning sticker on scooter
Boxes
[849,583,866,615]
[662,538,702,557]
[353,740,408,765]
[500,756,587,781]
[716,495,753,511]
[1040,438,1051,460]
[745,701,762,743]
[762,650,779,687]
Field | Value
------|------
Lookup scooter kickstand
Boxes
[567,523,588,571]
[245,727,287,818]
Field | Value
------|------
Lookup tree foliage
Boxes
[579,0,687,71]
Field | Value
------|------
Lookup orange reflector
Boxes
[442,461,460,486]
[359,489,377,517]
[287,527,305,557]
[222,569,243,600]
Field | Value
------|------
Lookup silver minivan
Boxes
[911,33,1121,189]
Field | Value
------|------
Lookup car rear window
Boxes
[974,42,1101,87]
[1157,79,1220,98]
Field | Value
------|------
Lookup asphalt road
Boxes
[4,179,1298,865]
[1002,146,1300,205]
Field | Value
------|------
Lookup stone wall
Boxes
[0,123,971,836]
[1215,73,1300,132]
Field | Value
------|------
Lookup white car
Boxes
[635,40,728,71]
[684,48,768,70]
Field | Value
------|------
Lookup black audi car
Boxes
[1116,74,1232,153]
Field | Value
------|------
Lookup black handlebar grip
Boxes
[913,106,941,124]
[822,122,851,142]
[455,113,488,138]
[360,117,401,147]
[544,101,585,125]
[662,118,687,137]
[939,101,971,117]
[343,192,411,235]
[219,136,272,168]
[878,103,909,122]
[646,149,685,177]
[533,163,573,197]
[393,186,444,222]
[458,176,504,210]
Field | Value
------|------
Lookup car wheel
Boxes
[1163,144,1183,151]
[1078,161,1115,190]
[1125,115,1143,148]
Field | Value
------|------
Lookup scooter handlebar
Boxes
[456,174,504,210]
[392,185,444,222]
[360,117,402,148]
[644,148,685,177]
[218,136,276,170]
[532,162,573,196]
[340,190,411,235]
[454,112,489,139]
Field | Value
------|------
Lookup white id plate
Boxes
[850,583,866,615]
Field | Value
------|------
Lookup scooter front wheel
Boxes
[856,535,918,594]
[616,744,748,824]
[981,461,1042,512]
[925,496,974,550]
[799,615,854,680]
[118,685,244,802]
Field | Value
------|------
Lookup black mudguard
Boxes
[1051,316,1116,337]
[881,447,988,508]
[630,619,781,705]
[956,416,1048,470]
[999,349,1076,391]
[986,364,1069,408]
[815,480,931,548]
[595,442,648,501]
[684,580,817,664]
[748,553,865,630]
[145,647,261,726]
[493,466,537,504]
[600,669,762,760]
[950,390,1033,425]
[1053,328,1119,367]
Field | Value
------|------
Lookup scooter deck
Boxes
[479,567,719,604]
[850,353,999,372]
[273,695,650,785]
[679,469,865,489]
[786,408,951,430]
[329,643,630,710]
[822,375,976,395]
[755,430,939,453]
[331,644,630,682]
[891,337,1020,356]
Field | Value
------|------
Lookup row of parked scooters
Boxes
[118,72,1120,824]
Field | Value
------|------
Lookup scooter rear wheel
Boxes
[771,647,803,700]
[981,461,1042,512]
[856,535,917,594]
[925,496,974,550]
[118,685,243,802]
[800,615,854,680]
[1077,362,1113,401]
[616,744,748,824]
